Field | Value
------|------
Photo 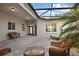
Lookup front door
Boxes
[28,25,37,36]
[28,26,34,35]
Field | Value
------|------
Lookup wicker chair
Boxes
[49,40,72,56]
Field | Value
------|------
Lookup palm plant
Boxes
[50,36,60,40]
[60,4,79,47]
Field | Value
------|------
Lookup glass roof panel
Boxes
[40,9,71,17]
[51,9,71,16]
[41,10,51,16]
[52,3,75,8]
[32,3,75,9]
[31,3,76,19]
[36,10,48,16]
[32,3,51,9]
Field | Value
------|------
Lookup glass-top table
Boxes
[23,46,45,56]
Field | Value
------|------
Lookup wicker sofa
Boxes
[7,32,20,39]
[0,41,11,56]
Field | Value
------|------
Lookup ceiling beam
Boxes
[35,7,73,10]
[19,3,37,20]
[73,3,79,8]
[50,3,53,17]
[41,15,69,17]
[40,10,49,16]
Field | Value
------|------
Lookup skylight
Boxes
[31,3,75,19]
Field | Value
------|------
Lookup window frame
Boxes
[8,22,15,30]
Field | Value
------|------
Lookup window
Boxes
[8,22,11,30]
[22,24,25,31]
[8,22,15,30]
[46,23,56,32]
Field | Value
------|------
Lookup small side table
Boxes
[23,46,45,56]
[70,47,79,56]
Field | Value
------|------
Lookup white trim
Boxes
[19,3,37,20]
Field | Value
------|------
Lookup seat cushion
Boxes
[60,41,66,48]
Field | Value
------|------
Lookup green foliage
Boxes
[61,18,77,28]
[61,25,76,36]
[60,6,79,46]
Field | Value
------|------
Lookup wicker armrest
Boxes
[0,47,11,56]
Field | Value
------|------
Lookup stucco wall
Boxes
[0,11,27,41]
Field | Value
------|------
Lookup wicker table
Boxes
[23,46,45,56]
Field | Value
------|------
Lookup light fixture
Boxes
[10,7,16,12]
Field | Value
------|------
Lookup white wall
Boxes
[37,19,64,38]
[0,11,27,41]
[0,10,64,41]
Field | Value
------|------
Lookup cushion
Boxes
[60,41,66,48]
[0,47,11,55]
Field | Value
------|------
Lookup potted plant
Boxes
[60,4,79,47]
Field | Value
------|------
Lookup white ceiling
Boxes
[0,3,35,20]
